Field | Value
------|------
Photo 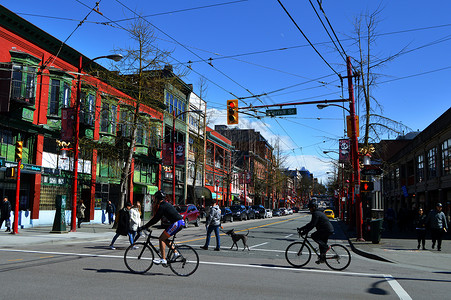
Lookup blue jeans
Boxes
[110,232,134,246]
[203,225,220,249]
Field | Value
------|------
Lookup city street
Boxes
[1,213,449,299]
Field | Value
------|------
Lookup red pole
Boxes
[13,160,21,234]
[346,56,363,241]
[71,55,82,232]
[172,111,176,205]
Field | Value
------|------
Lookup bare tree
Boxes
[350,8,411,150]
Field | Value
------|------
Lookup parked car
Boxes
[251,205,266,219]
[246,206,256,219]
[230,205,248,221]
[264,209,273,218]
[221,207,233,223]
[272,209,282,217]
[324,209,335,219]
[286,208,293,215]
[279,208,287,215]
[292,207,299,213]
[161,204,200,228]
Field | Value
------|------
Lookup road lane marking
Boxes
[0,247,412,299]
[285,234,293,238]
[7,259,23,262]
[384,275,412,300]
[249,242,268,249]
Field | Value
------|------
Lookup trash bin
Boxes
[370,218,384,244]
[363,218,371,241]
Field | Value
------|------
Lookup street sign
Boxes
[361,168,383,176]
[22,163,42,173]
[266,108,297,116]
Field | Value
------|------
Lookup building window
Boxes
[428,147,437,178]
[416,154,424,182]
[48,79,71,116]
[80,92,95,125]
[11,64,37,105]
[165,92,186,121]
[206,173,214,186]
[442,139,451,176]
[100,102,117,134]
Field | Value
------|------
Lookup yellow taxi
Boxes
[324,209,335,219]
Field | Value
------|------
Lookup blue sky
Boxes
[4,0,451,182]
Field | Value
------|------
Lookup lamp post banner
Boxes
[61,108,75,142]
[162,143,172,165]
[175,142,185,165]
[339,139,350,163]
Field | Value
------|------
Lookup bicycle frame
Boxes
[137,230,177,261]
[299,234,320,256]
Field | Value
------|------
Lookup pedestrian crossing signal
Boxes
[15,140,23,162]
[360,181,374,192]
[227,99,239,125]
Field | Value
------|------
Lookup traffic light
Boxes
[360,181,374,192]
[15,140,23,162]
[227,99,239,125]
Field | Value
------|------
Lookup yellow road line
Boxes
[179,215,306,244]
[7,259,23,262]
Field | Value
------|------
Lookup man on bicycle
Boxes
[298,201,334,264]
[139,190,184,265]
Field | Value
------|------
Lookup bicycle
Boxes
[124,229,199,277]
[285,229,351,271]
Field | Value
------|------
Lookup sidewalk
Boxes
[0,223,115,247]
[339,220,451,271]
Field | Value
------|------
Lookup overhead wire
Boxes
[276,0,340,77]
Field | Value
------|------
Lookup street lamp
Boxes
[71,53,123,232]
[317,103,350,113]
[172,109,202,205]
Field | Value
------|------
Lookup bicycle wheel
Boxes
[124,243,154,274]
[168,245,199,277]
[285,241,312,268]
[325,244,351,271]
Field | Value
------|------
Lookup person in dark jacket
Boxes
[109,202,133,250]
[1,197,12,232]
[140,191,184,265]
[298,201,334,264]
[426,203,448,251]
[106,200,116,225]
[414,208,427,250]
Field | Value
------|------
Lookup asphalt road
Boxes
[0,213,449,299]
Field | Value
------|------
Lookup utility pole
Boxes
[346,56,364,241]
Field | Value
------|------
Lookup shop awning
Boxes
[194,186,212,200]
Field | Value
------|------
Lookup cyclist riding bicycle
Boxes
[139,190,184,265]
[298,201,334,264]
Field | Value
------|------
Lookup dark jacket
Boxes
[414,214,427,230]
[116,207,130,236]
[143,201,182,228]
[106,203,116,214]
[300,210,334,234]
[1,200,12,219]
[426,209,448,230]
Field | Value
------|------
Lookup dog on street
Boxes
[225,229,250,251]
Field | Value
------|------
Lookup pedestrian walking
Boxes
[106,200,116,225]
[129,203,142,244]
[414,208,427,250]
[0,197,12,232]
[426,203,448,251]
[109,202,133,250]
[200,199,221,251]
[76,200,86,228]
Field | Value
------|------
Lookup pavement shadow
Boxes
[84,268,172,277]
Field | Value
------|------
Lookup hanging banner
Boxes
[61,107,75,142]
[339,139,350,163]
[162,143,172,165]
[175,142,185,165]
